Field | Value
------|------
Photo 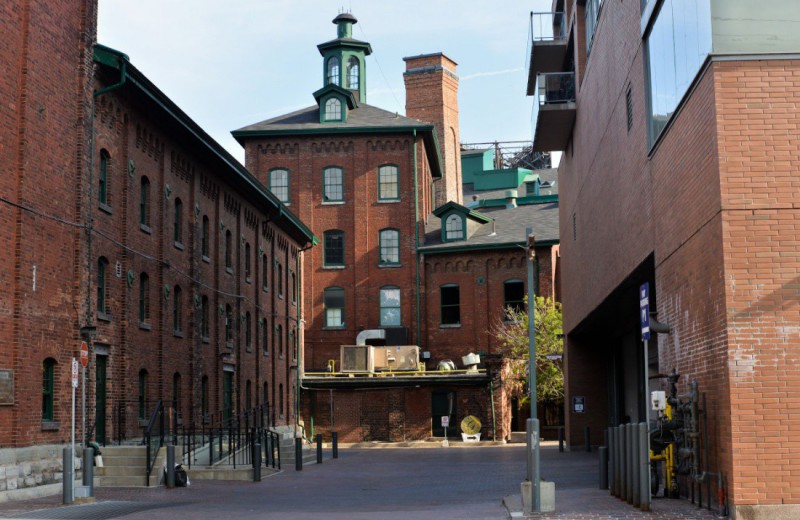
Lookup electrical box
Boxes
[651,390,666,411]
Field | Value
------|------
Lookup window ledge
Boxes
[99,203,113,215]
[321,201,345,205]
[379,264,402,269]
[225,267,234,275]
[377,199,400,204]
[226,341,235,349]
[138,419,148,427]
[139,322,152,331]
[140,224,152,235]
[246,347,252,353]
[246,277,252,285]
[262,286,269,293]
[263,351,270,357]
[278,294,284,300]
[322,265,346,270]
[202,255,211,264]
[322,326,346,331]
[202,337,210,344]
[439,323,462,329]
[173,330,184,339]
[174,241,185,251]
[41,421,59,431]
[97,312,111,323]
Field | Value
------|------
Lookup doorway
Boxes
[223,371,233,424]
[432,390,456,437]
[95,355,107,444]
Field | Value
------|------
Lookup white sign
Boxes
[71,358,79,388]
[441,416,450,427]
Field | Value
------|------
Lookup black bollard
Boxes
[166,445,175,488]
[316,433,323,464]
[332,432,338,459]
[585,426,591,452]
[598,446,608,489]
[295,437,303,471]
[253,442,262,482]
[558,427,564,452]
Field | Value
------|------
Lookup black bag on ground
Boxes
[175,464,188,487]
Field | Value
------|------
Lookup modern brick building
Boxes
[236,14,561,443]
[528,0,800,517]
[1,0,314,498]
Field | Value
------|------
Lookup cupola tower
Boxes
[317,12,372,104]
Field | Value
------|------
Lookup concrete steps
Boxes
[96,445,168,488]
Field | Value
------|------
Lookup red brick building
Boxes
[529,0,800,517]
[236,14,561,443]
[1,0,314,497]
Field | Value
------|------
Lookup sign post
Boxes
[80,342,88,448]
[526,228,540,513]
[639,282,651,507]
[441,415,449,439]
[70,358,78,501]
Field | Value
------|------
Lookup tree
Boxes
[494,296,563,404]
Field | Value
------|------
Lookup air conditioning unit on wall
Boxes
[341,345,374,372]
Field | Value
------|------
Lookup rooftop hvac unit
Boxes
[340,345,374,372]
[373,345,420,371]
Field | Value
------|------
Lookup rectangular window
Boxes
[440,285,460,325]
[323,167,344,201]
[262,254,269,291]
[225,231,232,269]
[201,295,209,338]
[99,150,109,206]
[646,0,712,146]
[503,280,526,318]
[201,216,209,257]
[626,84,633,132]
[139,177,150,227]
[277,263,283,298]
[173,198,183,244]
[378,165,399,200]
[324,287,345,328]
[379,229,400,265]
[379,287,401,327]
[324,230,345,266]
[42,359,55,421]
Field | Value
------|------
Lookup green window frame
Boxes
[444,213,465,241]
[379,228,400,265]
[440,284,461,325]
[139,273,150,323]
[173,285,182,333]
[379,286,401,327]
[277,263,283,298]
[378,165,399,200]
[323,166,344,201]
[323,230,345,266]
[269,169,290,203]
[201,215,209,257]
[346,56,360,90]
[98,149,110,206]
[42,358,55,421]
[276,324,283,357]
[324,98,342,121]
[327,56,340,86]
[324,287,345,328]
[97,257,108,315]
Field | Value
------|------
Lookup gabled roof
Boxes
[432,201,494,224]
[232,104,444,178]
[93,44,317,247]
[312,84,358,109]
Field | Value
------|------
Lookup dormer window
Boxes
[327,57,340,86]
[325,98,342,121]
[444,214,464,241]
[347,57,360,89]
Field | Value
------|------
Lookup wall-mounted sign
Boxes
[572,396,585,414]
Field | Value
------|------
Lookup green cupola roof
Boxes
[317,12,372,104]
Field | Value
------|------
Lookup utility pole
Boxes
[526,228,540,513]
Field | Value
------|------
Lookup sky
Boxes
[98,0,553,163]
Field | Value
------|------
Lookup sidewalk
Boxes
[502,446,721,519]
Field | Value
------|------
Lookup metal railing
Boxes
[107,399,159,446]
[143,400,164,487]
[531,11,567,42]
[531,72,576,140]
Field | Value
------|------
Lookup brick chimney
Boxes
[403,53,462,208]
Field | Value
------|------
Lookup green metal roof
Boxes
[92,44,318,247]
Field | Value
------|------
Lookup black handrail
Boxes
[143,400,164,487]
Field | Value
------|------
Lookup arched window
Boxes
[139,273,150,323]
[276,324,283,357]
[292,328,298,361]
[379,229,400,265]
[269,169,289,203]
[97,257,108,316]
[245,311,252,351]
[289,328,295,360]
[245,242,251,280]
[279,383,285,418]
[173,198,183,244]
[503,280,526,317]
[173,285,182,333]
[325,98,342,121]
[324,287,345,328]
[138,369,148,420]
[346,56,360,89]
[440,284,461,325]
[201,295,209,339]
[323,166,344,201]
[201,215,209,258]
[291,272,297,304]
[261,253,269,291]
[99,149,110,206]
[327,57,340,85]
[42,358,56,421]
[225,230,233,269]
[378,165,399,200]
[379,286,401,327]
[323,230,344,267]
[201,375,209,420]
[225,304,233,342]
[139,177,150,227]
[277,263,283,298]
[445,214,464,241]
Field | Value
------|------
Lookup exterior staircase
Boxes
[95,445,168,487]
[274,427,317,467]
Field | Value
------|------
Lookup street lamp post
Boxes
[526,228,540,513]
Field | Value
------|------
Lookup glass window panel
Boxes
[269,169,289,203]
[327,57,340,85]
[445,214,464,240]
[323,167,344,201]
[379,229,400,264]
[378,165,399,200]
[325,98,342,121]
[347,56,359,89]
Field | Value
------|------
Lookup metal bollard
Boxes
[316,433,323,464]
[632,424,640,507]
[616,426,623,498]
[608,429,615,496]
[558,427,564,452]
[295,437,303,471]
[584,426,591,452]
[253,442,262,482]
[63,447,74,504]
[82,447,94,497]
[598,446,608,489]
[639,423,650,511]
[626,424,633,504]
[332,432,338,459]
[166,445,175,488]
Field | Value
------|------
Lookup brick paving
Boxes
[0,445,722,520]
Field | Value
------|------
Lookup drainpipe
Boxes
[413,130,422,347]
[295,242,313,436]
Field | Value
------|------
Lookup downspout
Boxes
[413,130,422,347]
[490,377,497,442]
[295,242,313,436]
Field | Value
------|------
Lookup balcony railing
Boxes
[536,72,575,106]
[531,72,576,152]
[531,12,567,42]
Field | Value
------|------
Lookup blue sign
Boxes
[640,282,650,340]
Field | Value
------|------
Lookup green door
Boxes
[223,372,233,425]
[95,356,107,444]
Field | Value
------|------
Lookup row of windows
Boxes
[320,280,526,329]
[326,56,360,89]
[323,228,400,267]
[268,165,399,204]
